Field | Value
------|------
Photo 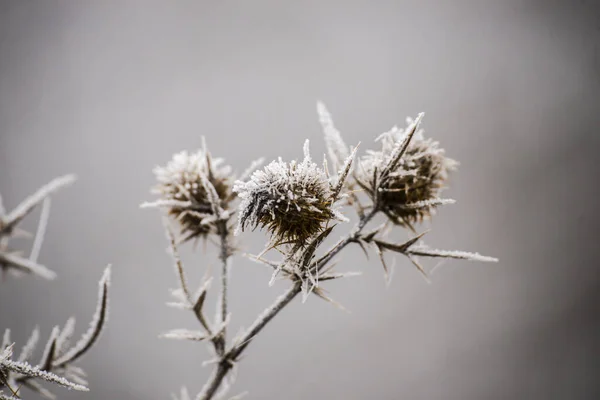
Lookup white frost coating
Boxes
[152,151,232,195]
[149,149,233,219]
[2,174,76,232]
[18,326,40,363]
[140,199,193,209]
[30,197,51,263]
[160,329,207,341]
[1,358,88,392]
[303,139,311,161]
[0,252,56,280]
[56,317,76,356]
[331,144,359,200]
[402,198,456,209]
[233,141,346,236]
[408,246,499,263]
[316,101,349,170]
[53,265,111,367]
[38,326,59,368]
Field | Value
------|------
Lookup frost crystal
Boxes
[234,140,345,245]
[357,116,458,226]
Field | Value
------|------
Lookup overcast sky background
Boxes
[1,1,599,399]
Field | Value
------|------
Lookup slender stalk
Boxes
[196,361,232,400]
[216,221,230,354]
[196,209,377,400]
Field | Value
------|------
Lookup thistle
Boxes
[357,115,458,227]
[233,140,347,246]
[146,102,497,400]
[144,141,235,243]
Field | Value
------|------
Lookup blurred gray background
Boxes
[1,1,599,399]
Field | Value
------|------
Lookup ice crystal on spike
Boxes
[234,140,346,245]
[357,116,457,226]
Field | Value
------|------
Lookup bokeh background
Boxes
[1,1,599,399]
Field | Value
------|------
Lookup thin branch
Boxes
[53,265,111,368]
[1,175,76,235]
[29,198,51,263]
[0,252,56,280]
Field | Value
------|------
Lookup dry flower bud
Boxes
[234,140,346,245]
[357,117,457,226]
[150,148,234,241]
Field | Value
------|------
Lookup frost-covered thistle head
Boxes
[150,144,234,242]
[357,116,458,226]
[234,140,345,245]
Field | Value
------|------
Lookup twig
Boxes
[216,221,231,355]
[195,210,377,400]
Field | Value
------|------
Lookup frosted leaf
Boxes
[18,326,40,363]
[23,379,58,399]
[140,199,193,209]
[53,265,111,368]
[56,318,76,357]
[38,326,59,370]
[318,271,362,281]
[407,246,498,263]
[0,252,56,280]
[316,101,350,170]
[1,175,76,233]
[400,198,456,209]
[1,359,88,392]
[331,145,359,201]
[160,329,207,342]
[29,197,50,263]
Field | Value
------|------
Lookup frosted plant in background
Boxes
[0,266,111,399]
[143,102,498,400]
[0,175,76,280]
[0,176,111,399]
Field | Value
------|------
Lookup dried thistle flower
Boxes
[146,102,497,400]
[357,116,458,227]
[234,140,347,246]
[144,142,234,242]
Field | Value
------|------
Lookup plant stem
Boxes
[216,221,230,355]
[196,209,378,400]
[196,283,301,400]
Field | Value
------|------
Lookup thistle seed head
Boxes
[234,140,345,245]
[358,117,457,226]
[152,149,233,241]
